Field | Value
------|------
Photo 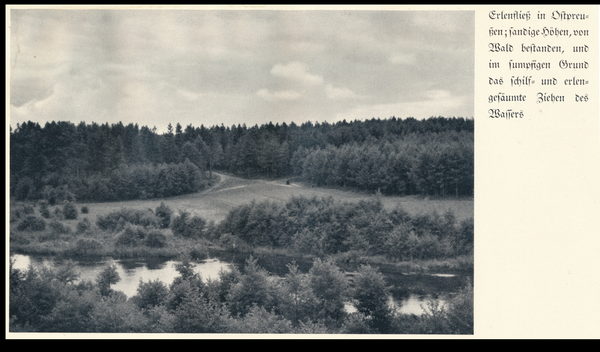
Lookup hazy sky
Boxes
[9,7,474,133]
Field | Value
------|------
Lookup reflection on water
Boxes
[389,294,449,315]
[344,294,449,316]
[11,253,455,315]
[10,254,231,298]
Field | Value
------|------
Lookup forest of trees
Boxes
[10,116,473,203]
[9,116,474,334]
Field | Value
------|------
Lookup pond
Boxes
[10,253,464,315]
[10,253,231,298]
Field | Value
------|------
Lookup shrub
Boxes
[218,233,249,252]
[115,224,147,247]
[291,229,324,256]
[81,206,89,214]
[144,230,168,248]
[10,204,36,222]
[39,202,51,219]
[9,209,20,223]
[341,312,376,334]
[189,245,208,260]
[48,219,72,235]
[22,205,35,215]
[73,238,103,256]
[131,279,169,310]
[187,217,206,237]
[171,211,206,238]
[170,211,190,237]
[228,305,293,334]
[114,225,168,248]
[10,231,31,245]
[53,207,63,219]
[16,216,46,232]
[97,208,159,232]
[445,280,473,334]
[155,202,173,229]
[76,218,92,234]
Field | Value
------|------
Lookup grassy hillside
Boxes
[74,172,474,224]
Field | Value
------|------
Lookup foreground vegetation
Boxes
[10,196,473,267]
[9,187,473,334]
[9,254,473,334]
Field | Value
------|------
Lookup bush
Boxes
[171,211,206,238]
[189,245,208,260]
[16,216,46,232]
[48,219,72,235]
[23,205,35,215]
[155,202,173,229]
[73,238,103,256]
[131,279,169,310]
[228,305,293,333]
[39,202,51,219]
[81,206,89,214]
[76,218,92,234]
[144,230,168,248]
[341,312,376,334]
[115,224,147,247]
[97,208,159,232]
[218,233,249,252]
[291,229,323,256]
[10,231,31,245]
[10,204,36,222]
[170,211,189,237]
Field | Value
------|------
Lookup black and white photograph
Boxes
[7,6,475,336]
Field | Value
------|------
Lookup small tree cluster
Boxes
[97,208,159,232]
[16,215,46,232]
[114,224,167,248]
[62,202,78,220]
[171,211,206,238]
[155,202,173,229]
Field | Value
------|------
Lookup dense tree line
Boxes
[294,132,473,196]
[10,121,210,203]
[9,255,473,334]
[10,117,473,202]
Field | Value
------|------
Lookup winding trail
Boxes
[81,171,473,225]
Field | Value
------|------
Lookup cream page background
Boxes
[475,5,599,339]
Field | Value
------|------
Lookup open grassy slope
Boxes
[78,172,474,224]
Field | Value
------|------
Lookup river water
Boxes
[10,253,458,315]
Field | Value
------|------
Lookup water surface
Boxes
[10,253,461,315]
[10,254,231,298]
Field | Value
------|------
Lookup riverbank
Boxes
[10,225,473,279]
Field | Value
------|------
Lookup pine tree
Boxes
[97,264,121,296]
[353,264,392,333]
